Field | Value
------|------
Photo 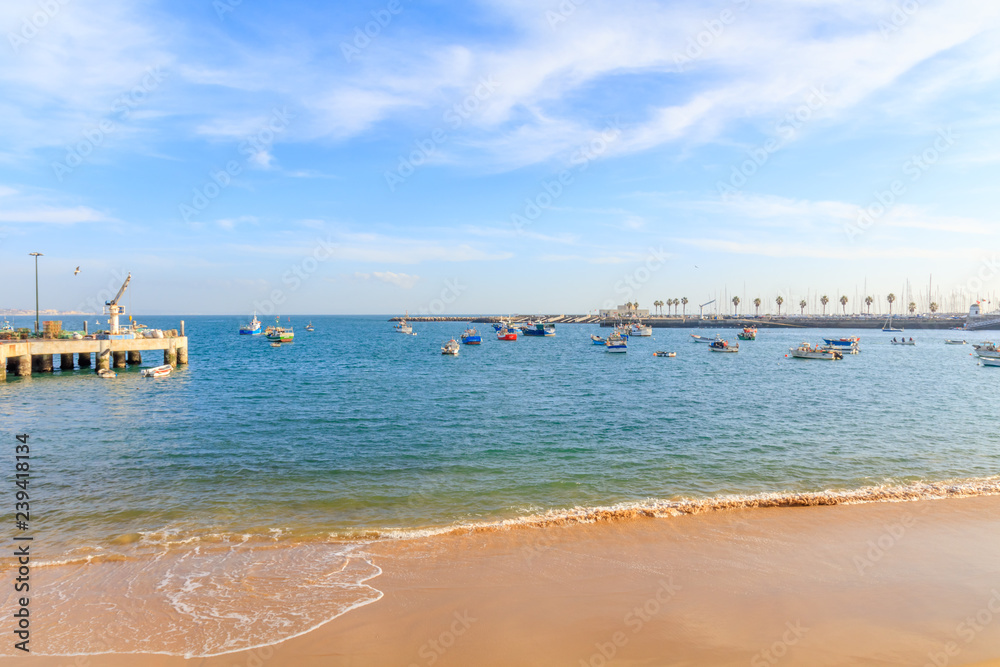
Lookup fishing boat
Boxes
[265,326,294,343]
[819,344,858,355]
[239,312,262,335]
[882,317,903,332]
[945,339,967,345]
[630,323,653,337]
[709,339,739,353]
[461,328,482,345]
[653,351,676,358]
[591,334,605,345]
[441,339,460,355]
[690,334,720,343]
[305,322,315,332]
[890,338,915,346]
[521,322,556,337]
[789,343,843,360]
[140,364,172,378]
[823,337,860,347]
[973,342,1000,359]
[0,318,13,333]
[605,331,627,353]
[97,368,117,379]
[394,312,413,335]
[982,358,1000,367]
[497,326,517,341]
[737,327,757,341]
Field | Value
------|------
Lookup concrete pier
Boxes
[0,334,188,380]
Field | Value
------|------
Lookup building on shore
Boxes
[599,304,650,319]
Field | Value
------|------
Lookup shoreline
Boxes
[388,315,995,330]
[8,494,1000,665]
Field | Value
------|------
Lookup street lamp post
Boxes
[29,252,43,334]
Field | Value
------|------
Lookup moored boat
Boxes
[305,321,314,332]
[441,339,460,355]
[690,334,720,343]
[709,339,739,353]
[497,327,517,341]
[789,343,843,360]
[630,323,653,337]
[605,331,627,353]
[823,337,859,347]
[521,322,556,337]
[982,357,1000,367]
[97,368,117,379]
[737,327,757,341]
[591,334,605,345]
[945,339,967,345]
[394,312,413,335]
[461,328,482,345]
[140,364,171,378]
[239,312,262,335]
[882,317,903,332]
[973,342,1000,359]
[265,326,294,342]
[653,351,676,357]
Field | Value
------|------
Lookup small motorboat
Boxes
[630,323,653,337]
[945,340,967,345]
[394,312,413,335]
[305,322,315,332]
[461,328,482,345]
[521,322,556,337]
[97,368,116,379]
[890,338,916,346]
[591,334,605,345]
[653,351,676,358]
[497,327,517,341]
[819,344,859,355]
[823,337,860,347]
[982,358,1000,367]
[709,340,739,353]
[605,331,627,353]
[441,339,460,355]
[141,364,171,378]
[789,343,843,360]
[973,343,1000,359]
[691,334,720,343]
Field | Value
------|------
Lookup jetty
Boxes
[1,322,188,381]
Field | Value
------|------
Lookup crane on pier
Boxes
[698,299,716,319]
[105,273,131,334]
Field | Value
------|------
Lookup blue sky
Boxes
[1,0,999,315]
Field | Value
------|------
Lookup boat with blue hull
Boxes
[521,322,555,337]
[605,331,627,353]
[591,334,605,345]
[239,312,262,335]
[461,328,482,345]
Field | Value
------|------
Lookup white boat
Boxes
[630,323,653,337]
[690,334,720,343]
[945,340,967,345]
[789,343,843,360]
[819,344,859,354]
[605,331,627,353]
[982,358,1000,367]
[141,364,171,378]
[973,342,1000,359]
[394,312,413,335]
[97,368,116,379]
[890,338,915,346]
[882,317,903,332]
[441,339,460,355]
[709,340,739,353]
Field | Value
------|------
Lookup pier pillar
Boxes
[112,351,127,368]
[6,357,16,375]
[17,355,31,377]
[163,347,177,367]
[176,345,188,365]
[78,352,92,368]
[0,354,5,382]
[60,353,75,371]
[127,351,142,365]
[180,320,185,337]
[96,351,110,372]
[83,321,88,335]
[35,354,54,373]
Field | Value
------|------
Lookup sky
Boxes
[1,0,999,316]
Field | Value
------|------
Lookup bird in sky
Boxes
[74,266,80,275]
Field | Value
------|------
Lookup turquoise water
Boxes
[3,316,998,556]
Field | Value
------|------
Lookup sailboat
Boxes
[882,316,903,332]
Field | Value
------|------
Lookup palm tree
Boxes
[681,297,688,319]
[799,299,807,315]
[930,302,939,316]
[753,298,761,316]
[732,296,740,316]
[775,295,784,316]
[865,295,873,315]
[840,295,848,315]
[671,298,679,316]
[626,301,633,313]
[908,301,916,315]
[820,295,829,315]
[886,293,895,315]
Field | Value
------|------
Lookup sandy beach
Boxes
[6,494,1000,666]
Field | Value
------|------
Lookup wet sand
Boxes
[8,495,1000,666]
